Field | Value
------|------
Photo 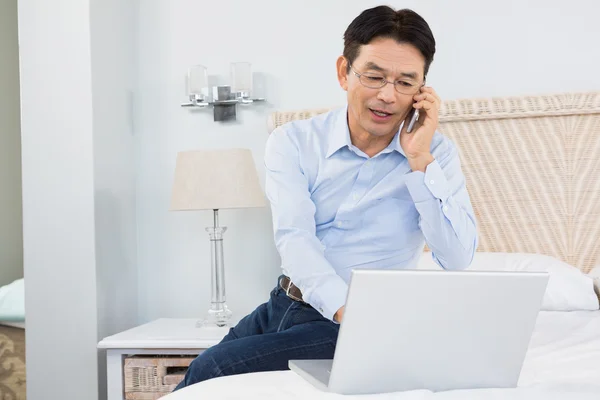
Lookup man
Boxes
[174,5,477,390]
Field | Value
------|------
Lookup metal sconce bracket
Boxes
[181,85,265,122]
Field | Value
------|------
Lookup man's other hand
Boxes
[334,306,345,323]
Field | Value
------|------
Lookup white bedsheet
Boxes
[165,311,600,400]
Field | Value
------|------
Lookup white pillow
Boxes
[589,265,600,299]
[417,252,599,311]
[0,278,25,321]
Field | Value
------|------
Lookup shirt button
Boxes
[352,194,358,201]
[337,221,343,227]
[429,180,435,185]
[319,307,324,313]
[443,205,449,211]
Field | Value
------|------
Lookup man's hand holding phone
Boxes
[400,86,441,173]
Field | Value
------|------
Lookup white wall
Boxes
[19,0,99,398]
[19,0,138,399]
[90,0,139,399]
[135,0,600,324]
[0,0,23,287]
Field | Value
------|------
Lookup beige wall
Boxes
[0,0,23,287]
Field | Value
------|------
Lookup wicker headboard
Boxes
[267,92,600,274]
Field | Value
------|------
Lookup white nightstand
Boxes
[98,319,229,400]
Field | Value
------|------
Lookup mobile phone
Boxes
[406,107,419,133]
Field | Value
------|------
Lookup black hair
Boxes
[343,6,436,77]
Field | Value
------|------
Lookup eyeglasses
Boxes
[350,65,424,95]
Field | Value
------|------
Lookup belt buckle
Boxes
[284,278,304,303]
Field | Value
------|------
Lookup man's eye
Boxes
[398,81,415,87]
[365,76,385,82]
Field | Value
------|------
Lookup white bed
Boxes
[0,277,26,400]
[0,277,25,326]
[164,91,600,399]
[166,311,600,399]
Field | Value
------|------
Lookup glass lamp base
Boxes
[196,304,233,328]
[200,210,233,329]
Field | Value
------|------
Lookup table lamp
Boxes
[170,148,267,327]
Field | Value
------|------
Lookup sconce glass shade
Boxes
[230,62,252,96]
[187,64,209,99]
[181,62,265,120]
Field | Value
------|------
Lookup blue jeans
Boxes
[173,276,340,391]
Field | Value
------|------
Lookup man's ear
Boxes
[336,56,349,91]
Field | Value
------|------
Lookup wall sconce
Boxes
[181,62,265,122]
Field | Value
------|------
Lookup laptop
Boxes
[288,268,549,395]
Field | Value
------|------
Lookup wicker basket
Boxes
[124,355,196,400]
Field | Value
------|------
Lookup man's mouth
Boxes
[369,108,393,119]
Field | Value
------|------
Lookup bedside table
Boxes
[98,318,229,400]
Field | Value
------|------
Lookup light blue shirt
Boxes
[264,106,478,321]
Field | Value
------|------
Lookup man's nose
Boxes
[376,82,396,103]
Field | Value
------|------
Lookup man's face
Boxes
[337,37,426,139]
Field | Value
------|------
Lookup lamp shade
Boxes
[170,148,266,211]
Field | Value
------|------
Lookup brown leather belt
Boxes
[279,275,306,303]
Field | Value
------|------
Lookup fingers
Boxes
[420,86,441,104]
[413,93,436,103]
[413,88,439,120]
[414,100,436,111]
[414,87,441,110]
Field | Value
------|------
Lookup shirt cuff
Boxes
[405,160,451,203]
[305,275,348,322]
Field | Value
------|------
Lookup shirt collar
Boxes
[326,106,406,158]
[386,124,406,157]
[325,106,353,158]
